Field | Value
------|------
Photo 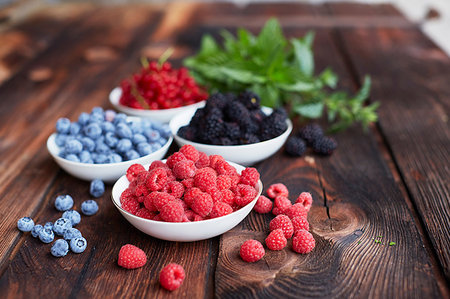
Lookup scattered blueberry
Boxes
[54,195,74,212]
[90,179,105,198]
[70,237,87,253]
[38,228,54,243]
[31,224,43,238]
[51,239,69,257]
[53,218,72,236]
[81,200,98,216]
[62,210,81,226]
[44,222,53,230]
[17,217,34,232]
[63,228,82,241]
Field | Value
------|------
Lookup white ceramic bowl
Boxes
[109,87,206,123]
[169,107,293,166]
[111,161,262,242]
[47,131,173,183]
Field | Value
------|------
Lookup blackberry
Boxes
[250,109,266,125]
[285,137,306,156]
[298,123,323,145]
[312,136,337,155]
[199,110,224,143]
[189,108,206,127]
[238,90,260,110]
[260,112,287,140]
[205,93,228,111]
[272,107,288,119]
[224,122,241,140]
[240,133,260,145]
[240,119,259,135]
[224,101,249,124]
[224,92,237,102]
[177,126,196,141]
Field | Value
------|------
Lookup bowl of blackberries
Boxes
[47,107,173,182]
[169,91,292,165]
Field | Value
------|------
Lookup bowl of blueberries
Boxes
[169,91,292,166]
[47,107,173,182]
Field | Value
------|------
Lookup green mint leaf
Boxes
[199,35,219,56]
[319,68,338,88]
[219,67,266,84]
[354,75,371,102]
[291,33,315,76]
[276,81,317,92]
[294,102,324,118]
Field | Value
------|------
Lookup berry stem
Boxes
[158,47,174,67]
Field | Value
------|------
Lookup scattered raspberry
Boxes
[159,263,185,291]
[145,168,168,191]
[285,203,307,219]
[194,170,217,193]
[292,216,309,232]
[179,145,199,162]
[295,192,313,212]
[118,244,147,269]
[220,189,235,206]
[210,202,233,218]
[240,240,265,262]
[292,229,315,254]
[159,200,184,222]
[181,178,194,189]
[172,160,196,180]
[267,183,289,199]
[195,151,210,168]
[183,187,203,207]
[209,155,225,169]
[265,229,287,250]
[148,160,169,171]
[239,167,260,187]
[166,152,187,168]
[121,197,140,215]
[234,184,257,207]
[166,181,185,199]
[269,215,294,239]
[217,175,232,190]
[272,196,292,215]
[253,195,272,214]
[135,208,154,220]
[191,192,213,217]
[126,164,146,182]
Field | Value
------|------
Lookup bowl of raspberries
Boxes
[169,91,293,165]
[111,145,263,242]
[47,107,173,182]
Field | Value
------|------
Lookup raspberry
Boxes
[153,214,162,221]
[193,214,204,221]
[134,184,150,197]
[195,151,209,168]
[183,187,202,207]
[267,183,289,199]
[184,209,196,221]
[292,229,315,254]
[253,195,272,214]
[240,240,265,262]
[159,263,185,291]
[166,152,187,168]
[135,208,155,220]
[234,184,257,207]
[292,216,309,232]
[215,160,237,176]
[121,197,140,215]
[149,160,169,171]
[179,145,199,162]
[211,189,223,204]
[217,175,232,190]
[181,178,194,189]
[146,192,175,211]
[210,202,233,218]
[159,200,184,222]
[120,188,135,205]
[209,155,225,169]
[220,189,235,206]
[265,229,287,250]
[172,160,196,180]
[295,192,313,212]
[239,167,260,187]
[285,203,307,219]
[118,244,147,269]
[229,174,240,188]
[191,192,213,217]
[166,181,185,199]
[126,164,146,182]
[194,170,217,193]
[145,168,168,191]
[269,215,294,239]
[272,196,292,215]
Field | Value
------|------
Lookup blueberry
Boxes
[51,239,69,257]
[70,237,87,253]
[105,153,122,163]
[63,228,82,241]
[84,123,102,139]
[157,138,167,146]
[91,107,104,114]
[44,222,53,230]
[95,142,110,154]
[140,119,152,130]
[53,217,72,236]
[116,123,133,139]
[55,134,68,147]
[116,139,132,153]
[17,217,34,232]
[55,195,74,212]
[132,134,147,145]
[78,112,90,125]
[81,137,95,152]
[94,154,107,164]
[129,121,143,134]
[70,122,81,135]
[66,154,80,162]
[62,210,81,226]
[90,179,105,198]
[31,224,43,238]
[153,123,171,138]
[104,132,118,148]
[56,118,70,134]
[151,143,162,151]
[79,150,93,164]
[125,150,140,160]
[101,121,115,133]
[136,142,152,156]
[145,130,160,142]
[113,113,127,125]
[65,139,83,154]
[38,228,54,243]
[81,200,98,216]
[89,112,104,123]
[105,110,116,122]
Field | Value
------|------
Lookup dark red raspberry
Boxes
[272,196,292,215]
[253,195,273,214]
[292,229,315,254]
[179,145,199,162]
[195,151,210,168]
[194,170,217,193]
[234,184,257,207]
[292,216,309,232]
[209,155,225,169]
[166,181,185,199]
[267,183,289,199]
[265,229,287,250]
[210,202,233,218]
[285,203,307,219]
[191,192,213,217]
[146,168,168,191]
[118,244,147,269]
[126,164,146,182]
[121,197,140,215]
[269,215,294,239]
[220,189,235,206]
[240,240,265,262]
[216,175,232,190]
[239,167,260,187]
[172,159,196,180]
[183,187,203,207]
[159,263,185,291]
[166,152,187,169]
[135,208,155,220]
[181,178,194,189]
[295,192,313,212]
[159,200,184,222]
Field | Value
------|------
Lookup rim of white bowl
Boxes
[111,161,263,226]
[47,117,173,168]
[109,87,206,114]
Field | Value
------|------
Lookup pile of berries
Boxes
[55,107,171,164]
[285,123,338,157]
[120,145,260,222]
[177,91,288,145]
[119,61,208,110]
[239,183,316,262]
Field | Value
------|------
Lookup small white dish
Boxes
[109,87,206,123]
[47,131,173,183]
[169,107,293,166]
[111,161,262,242]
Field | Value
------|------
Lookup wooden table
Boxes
[0,2,449,298]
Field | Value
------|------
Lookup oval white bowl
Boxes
[111,161,262,242]
[109,87,206,123]
[169,107,293,166]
